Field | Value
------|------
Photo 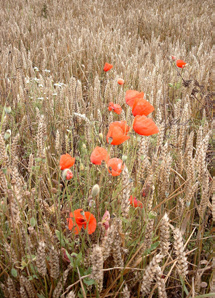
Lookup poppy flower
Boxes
[132,98,154,116]
[129,196,143,208]
[176,60,186,68]
[62,169,73,180]
[67,209,97,235]
[125,90,144,107]
[60,154,75,170]
[107,158,124,176]
[103,63,113,72]
[133,115,159,136]
[108,102,122,115]
[117,78,124,85]
[90,147,110,165]
[106,121,130,145]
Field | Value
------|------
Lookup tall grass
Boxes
[0,0,213,297]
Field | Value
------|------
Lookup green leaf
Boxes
[37,294,46,298]
[83,278,95,286]
[11,268,17,277]
[55,230,65,246]
[152,236,159,241]
[2,168,7,174]
[30,217,36,227]
[150,241,160,251]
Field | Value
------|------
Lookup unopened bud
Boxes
[51,188,58,194]
[91,184,100,197]
[79,163,84,171]
[62,169,73,180]
[4,106,11,114]
[4,129,11,140]
[99,133,103,140]
[122,155,127,162]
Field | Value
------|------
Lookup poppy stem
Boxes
[76,266,87,298]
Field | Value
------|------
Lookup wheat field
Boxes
[0,0,214,297]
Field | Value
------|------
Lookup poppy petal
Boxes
[90,147,110,165]
[132,98,154,116]
[60,154,75,170]
[108,102,122,115]
[129,196,143,208]
[133,115,159,136]
[67,209,84,235]
[176,60,186,68]
[107,158,124,176]
[103,63,113,72]
[125,90,144,107]
[83,212,97,234]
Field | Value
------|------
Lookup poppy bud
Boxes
[82,144,86,149]
[91,184,100,197]
[171,55,176,61]
[122,155,127,162]
[99,133,103,140]
[117,78,124,85]
[4,129,11,140]
[4,106,11,114]
[79,163,84,171]
[101,210,110,231]
[62,169,73,180]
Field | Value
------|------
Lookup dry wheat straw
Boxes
[66,291,76,298]
[112,218,124,267]
[19,286,28,298]
[172,227,188,278]
[101,224,116,261]
[36,241,47,276]
[53,266,71,298]
[160,213,170,256]
[140,253,164,295]
[122,283,130,298]
[20,275,35,298]
[90,245,103,293]
[156,266,167,298]
[121,166,131,218]
[49,245,60,279]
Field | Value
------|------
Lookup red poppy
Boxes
[133,115,159,136]
[60,154,75,170]
[132,98,154,116]
[107,158,124,176]
[67,209,97,235]
[103,63,113,72]
[129,196,143,208]
[125,90,144,107]
[176,60,186,68]
[108,102,122,115]
[90,146,110,165]
[106,121,130,145]
[117,78,124,85]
